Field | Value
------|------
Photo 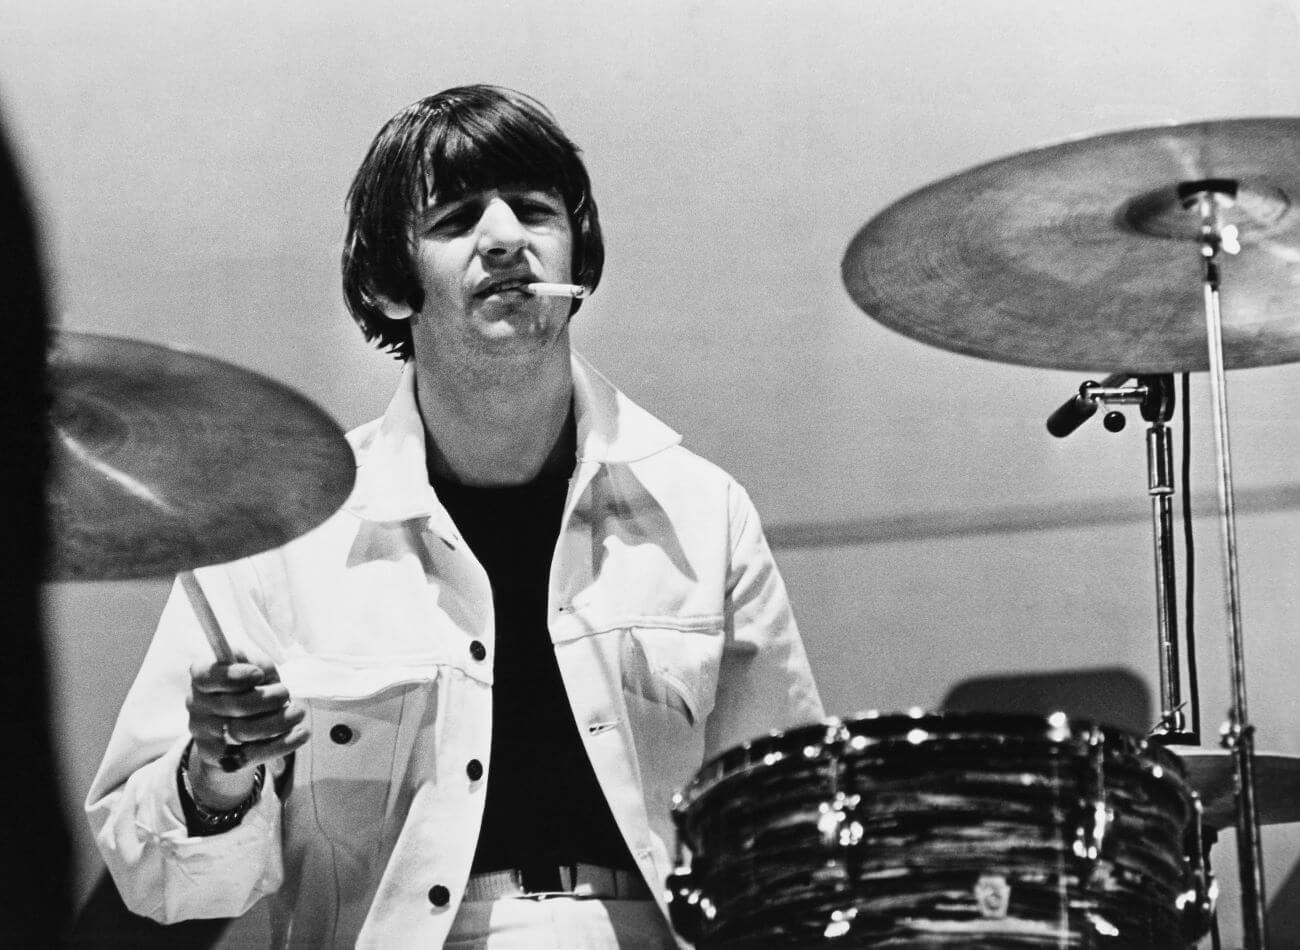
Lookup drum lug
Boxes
[1072,731,1117,874]
[1180,798,1220,940]
[1071,798,1116,867]
[665,865,706,944]
[817,792,864,849]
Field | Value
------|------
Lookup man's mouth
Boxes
[475,277,536,298]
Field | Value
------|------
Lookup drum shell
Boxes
[671,712,1207,949]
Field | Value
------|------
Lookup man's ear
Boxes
[376,294,415,321]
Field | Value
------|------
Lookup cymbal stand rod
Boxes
[1191,187,1267,949]
[1149,467,1178,730]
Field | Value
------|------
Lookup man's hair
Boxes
[342,84,604,360]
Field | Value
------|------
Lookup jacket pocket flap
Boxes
[278,653,439,701]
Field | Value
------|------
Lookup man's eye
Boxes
[427,210,474,233]
[517,201,562,221]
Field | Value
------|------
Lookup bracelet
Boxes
[177,740,265,834]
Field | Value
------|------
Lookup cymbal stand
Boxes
[1046,373,1197,745]
[1183,179,1268,950]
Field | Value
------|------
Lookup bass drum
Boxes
[669,712,1212,949]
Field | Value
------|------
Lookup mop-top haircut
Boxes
[342,84,604,360]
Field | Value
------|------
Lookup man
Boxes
[87,85,822,949]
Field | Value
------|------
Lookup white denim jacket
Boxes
[86,352,824,948]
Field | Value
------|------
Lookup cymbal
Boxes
[47,331,356,581]
[842,117,1300,372]
[1174,748,1300,830]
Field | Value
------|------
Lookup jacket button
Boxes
[329,724,353,745]
[466,759,484,781]
[469,640,487,662]
[428,884,450,906]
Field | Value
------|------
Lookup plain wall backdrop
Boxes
[4,1,1299,944]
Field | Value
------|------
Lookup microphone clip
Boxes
[1045,374,1174,438]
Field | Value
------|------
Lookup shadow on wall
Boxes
[941,665,1153,734]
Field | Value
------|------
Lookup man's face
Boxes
[406,184,575,367]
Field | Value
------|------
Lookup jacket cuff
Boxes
[107,736,285,922]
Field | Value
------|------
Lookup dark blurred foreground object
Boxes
[0,108,72,942]
[69,873,229,949]
[46,331,357,582]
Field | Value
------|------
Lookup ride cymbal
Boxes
[47,331,355,581]
[842,117,1300,372]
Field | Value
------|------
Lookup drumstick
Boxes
[179,569,237,664]
[178,569,247,772]
[526,282,588,299]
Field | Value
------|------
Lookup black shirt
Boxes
[429,431,636,873]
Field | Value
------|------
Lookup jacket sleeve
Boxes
[704,481,825,758]
[84,569,285,923]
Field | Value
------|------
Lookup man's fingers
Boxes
[190,697,303,741]
[186,653,297,771]
[188,681,292,718]
[190,659,267,693]
[221,702,307,745]
[185,687,292,731]
[192,721,311,773]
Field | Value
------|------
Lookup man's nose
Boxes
[477,199,527,258]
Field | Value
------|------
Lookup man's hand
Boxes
[185,656,309,809]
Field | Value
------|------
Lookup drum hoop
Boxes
[675,710,1191,815]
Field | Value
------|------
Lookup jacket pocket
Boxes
[278,658,439,853]
[620,625,722,727]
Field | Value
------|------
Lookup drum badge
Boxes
[974,874,1011,920]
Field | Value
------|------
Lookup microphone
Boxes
[1046,374,1129,437]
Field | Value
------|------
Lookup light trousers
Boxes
[443,896,681,950]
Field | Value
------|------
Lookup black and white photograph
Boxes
[3,2,1299,947]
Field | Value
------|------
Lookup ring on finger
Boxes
[217,745,247,773]
[218,719,246,773]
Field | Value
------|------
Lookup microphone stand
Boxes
[1046,373,1196,745]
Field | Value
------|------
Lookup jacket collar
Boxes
[344,351,682,524]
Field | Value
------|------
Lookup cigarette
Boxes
[526,282,588,299]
